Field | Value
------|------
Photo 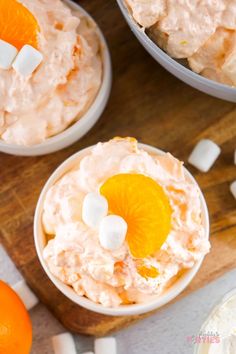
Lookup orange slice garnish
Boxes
[100,174,172,258]
[0,0,40,50]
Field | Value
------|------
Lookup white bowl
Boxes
[34,143,210,316]
[194,288,236,354]
[116,0,236,102]
[0,0,112,156]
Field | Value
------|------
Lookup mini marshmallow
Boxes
[12,44,43,76]
[230,181,236,200]
[188,139,221,172]
[52,333,77,354]
[0,39,18,69]
[95,337,117,354]
[82,193,108,228]
[99,215,127,251]
[12,279,39,310]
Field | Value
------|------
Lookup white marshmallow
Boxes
[52,333,77,354]
[0,39,18,69]
[12,44,43,77]
[81,352,94,354]
[95,337,117,354]
[230,181,236,200]
[188,139,221,172]
[82,193,108,228]
[12,279,39,310]
[99,215,127,251]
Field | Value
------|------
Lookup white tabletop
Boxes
[1,244,235,354]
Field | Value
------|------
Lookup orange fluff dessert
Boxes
[42,138,210,307]
[0,0,102,145]
[125,0,236,86]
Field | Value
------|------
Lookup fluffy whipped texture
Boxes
[0,0,102,146]
[125,0,236,86]
[42,138,210,307]
[199,292,236,354]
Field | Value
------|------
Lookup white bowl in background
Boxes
[194,288,236,354]
[34,143,210,316]
[0,0,112,156]
[116,0,236,103]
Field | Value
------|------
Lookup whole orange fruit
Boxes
[0,280,32,354]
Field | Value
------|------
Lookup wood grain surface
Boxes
[0,0,236,336]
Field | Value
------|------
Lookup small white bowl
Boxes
[0,0,112,156]
[116,0,236,102]
[34,143,210,316]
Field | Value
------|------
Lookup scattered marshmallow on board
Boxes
[52,333,77,354]
[52,335,117,354]
[188,139,221,172]
[12,44,43,76]
[82,193,108,228]
[230,181,236,200]
[12,279,39,310]
[0,39,18,69]
[232,150,236,200]
[95,337,117,354]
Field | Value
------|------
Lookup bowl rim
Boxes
[0,0,112,154]
[34,142,210,316]
[116,0,236,94]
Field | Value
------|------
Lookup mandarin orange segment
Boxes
[0,0,40,50]
[138,265,159,279]
[119,291,133,305]
[100,174,172,258]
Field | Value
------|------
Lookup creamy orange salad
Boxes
[125,0,236,86]
[0,0,102,146]
[42,138,210,307]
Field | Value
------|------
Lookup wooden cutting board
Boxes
[0,0,236,336]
